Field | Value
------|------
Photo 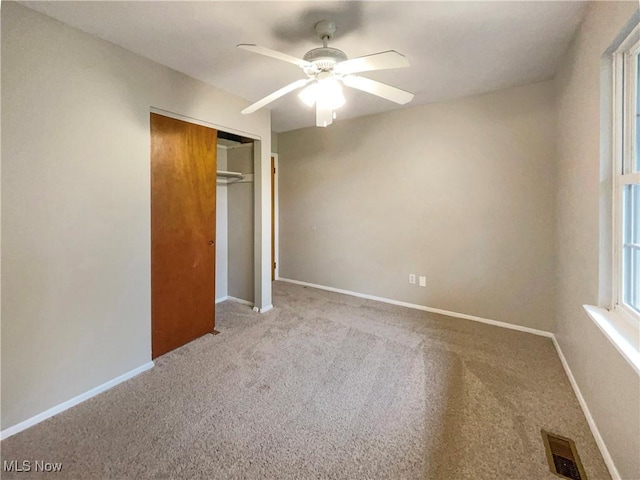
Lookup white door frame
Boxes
[272,153,280,281]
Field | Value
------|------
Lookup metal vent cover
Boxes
[541,430,587,480]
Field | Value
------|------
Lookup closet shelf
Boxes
[217,170,244,179]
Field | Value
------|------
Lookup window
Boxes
[614,31,640,322]
[584,18,640,375]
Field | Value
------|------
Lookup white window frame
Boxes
[584,20,640,377]
[612,29,640,326]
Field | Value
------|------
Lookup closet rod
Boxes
[216,170,244,179]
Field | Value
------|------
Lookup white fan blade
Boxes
[237,44,310,68]
[242,79,312,114]
[342,75,414,105]
[316,104,333,127]
[334,50,409,75]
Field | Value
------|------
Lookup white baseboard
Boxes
[277,277,553,338]
[1,282,620,479]
[0,361,154,441]
[276,277,620,480]
[258,304,273,313]
[551,337,621,480]
[215,296,228,304]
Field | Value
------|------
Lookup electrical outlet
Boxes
[409,274,416,284]
[419,276,426,287]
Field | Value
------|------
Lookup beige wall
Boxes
[4,3,638,476]
[555,2,639,479]
[279,80,557,332]
[227,146,255,303]
[1,3,271,431]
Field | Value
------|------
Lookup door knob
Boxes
[208,240,215,245]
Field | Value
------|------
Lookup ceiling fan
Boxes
[238,20,414,127]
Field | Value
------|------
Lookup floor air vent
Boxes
[541,430,587,480]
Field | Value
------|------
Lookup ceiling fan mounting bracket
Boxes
[314,20,336,43]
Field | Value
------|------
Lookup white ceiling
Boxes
[21,1,587,132]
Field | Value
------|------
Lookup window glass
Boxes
[623,184,640,312]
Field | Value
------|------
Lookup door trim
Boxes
[150,107,260,142]
[272,153,280,280]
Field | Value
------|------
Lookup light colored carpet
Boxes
[1,281,610,479]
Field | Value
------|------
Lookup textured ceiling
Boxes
[21,1,588,132]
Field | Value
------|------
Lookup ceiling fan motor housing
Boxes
[303,47,348,72]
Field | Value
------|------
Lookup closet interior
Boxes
[215,131,255,307]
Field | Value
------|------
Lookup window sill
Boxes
[583,305,640,375]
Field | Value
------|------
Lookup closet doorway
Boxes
[150,113,217,359]
[215,132,255,307]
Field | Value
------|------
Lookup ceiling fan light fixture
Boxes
[299,79,345,110]
[321,79,345,109]
[298,82,319,107]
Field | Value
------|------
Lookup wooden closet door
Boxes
[150,113,217,359]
